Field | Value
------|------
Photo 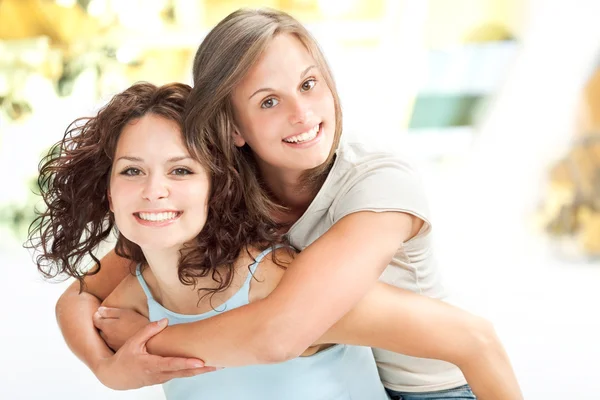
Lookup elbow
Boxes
[55,282,95,327]
[254,322,305,364]
[259,344,299,364]
[55,286,73,325]
[266,342,304,364]
[474,317,501,352]
[456,316,502,367]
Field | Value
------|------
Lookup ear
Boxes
[231,126,246,147]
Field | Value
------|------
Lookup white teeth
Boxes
[283,124,320,143]
[138,212,178,222]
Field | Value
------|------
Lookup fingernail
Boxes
[192,362,204,368]
[215,367,224,370]
[98,306,106,313]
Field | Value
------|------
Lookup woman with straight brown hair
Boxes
[54,8,523,400]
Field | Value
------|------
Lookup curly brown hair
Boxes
[27,81,284,296]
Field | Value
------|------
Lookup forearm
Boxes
[457,323,523,400]
[56,281,113,373]
[391,305,522,399]
[318,283,522,399]
[147,298,292,367]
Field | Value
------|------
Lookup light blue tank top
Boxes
[136,247,390,400]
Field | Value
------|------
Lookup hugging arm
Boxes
[56,281,114,373]
[70,211,521,399]
[144,211,413,365]
[142,211,521,399]
[55,250,209,390]
[316,282,523,400]
[55,250,132,373]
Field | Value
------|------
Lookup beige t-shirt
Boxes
[286,140,467,392]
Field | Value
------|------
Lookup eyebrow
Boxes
[115,155,193,163]
[248,65,317,100]
[300,65,317,79]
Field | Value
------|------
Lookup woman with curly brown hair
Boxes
[29,81,394,399]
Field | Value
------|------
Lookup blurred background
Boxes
[1,0,599,398]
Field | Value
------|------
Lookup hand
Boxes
[93,306,149,351]
[94,318,215,390]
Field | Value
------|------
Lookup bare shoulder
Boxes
[101,271,149,317]
[248,246,297,303]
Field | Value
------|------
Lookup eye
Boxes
[171,168,193,176]
[120,167,142,176]
[261,97,279,109]
[300,79,316,92]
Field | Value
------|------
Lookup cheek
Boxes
[318,89,335,116]
[183,181,211,209]
[109,181,134,214]
[244,111,283,141]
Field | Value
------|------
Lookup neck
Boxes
[257,161,319,220]
[142,247,197,313]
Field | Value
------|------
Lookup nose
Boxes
[288,96,313,125]
[141,174,169,201]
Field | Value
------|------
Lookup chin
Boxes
[304,159,329,171]
[305,150,332,169]
[136,239,183,251]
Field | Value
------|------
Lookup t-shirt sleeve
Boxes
[331,157,432,236]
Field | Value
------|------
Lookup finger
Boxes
[154,356,206,371]
[130,318,168,347]
[157,367,217,383]
[92,311,102,328]
[93,313,118,332]
[97,306,122,319]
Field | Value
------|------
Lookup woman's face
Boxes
[109,113,210,251]
[231,33,336,176]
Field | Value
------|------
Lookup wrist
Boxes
[92,355,130,391]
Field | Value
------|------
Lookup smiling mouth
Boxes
[134,211,182,222]
[283,123,321,143]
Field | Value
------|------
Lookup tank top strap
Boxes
[135,264,154,301]
[243,244,287,287]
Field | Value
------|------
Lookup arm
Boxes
[317,282,523,400]
[55,249,133,372]
[97,272,151,351]
[56,281,114,372]
[56,249,208,389]
[119,214,522,399]
[205,245,522,399]
[146,211,416,364]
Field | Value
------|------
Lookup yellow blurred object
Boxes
[125,48,194,86]
[539,66,600,256]
[464,23,515,42]
[578,63,600,134]
[580,211,600,254]
[0,0,100,45]
[426,0,523,47]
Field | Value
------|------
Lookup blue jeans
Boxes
[386,385,476,400]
